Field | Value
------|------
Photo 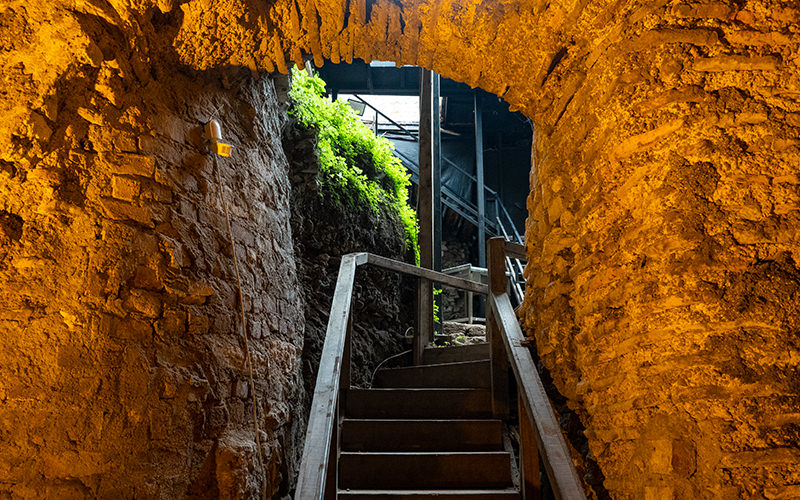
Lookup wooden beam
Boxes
[433,73,442,272]
[418,68,435,364]
[487,238,510,418]
[490,293,587,500]
[365,254,487,295]
[475,93,486,267]
[519,397,542,500]
[419,69,434,270]
[504,241,527,261]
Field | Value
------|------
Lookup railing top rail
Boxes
[363,253,488,295]
[503,240,527,261]
[490,292,587,500]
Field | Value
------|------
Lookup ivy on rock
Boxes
[288,68,420,263]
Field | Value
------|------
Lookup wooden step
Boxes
[338,451,514,490]
[340,419,503,452]
[338,489,519,499]
[373,360,490,389]
[422,343,490,365]
[344,389,491,419]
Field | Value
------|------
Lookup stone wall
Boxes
[521,4,800,499]
[2,0,799,498]
[0,5,305,498]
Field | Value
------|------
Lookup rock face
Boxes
[2,0,799,498]
[282,117,412,393]
[0,4,305,498]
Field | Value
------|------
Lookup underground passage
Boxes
[1,0,799,499]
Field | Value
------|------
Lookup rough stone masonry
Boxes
[1,0,799,498]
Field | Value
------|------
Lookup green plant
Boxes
[433,287,442,324]
[288,68,420,263]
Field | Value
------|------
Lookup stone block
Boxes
[646,439,672,473]
[103,153,156,177]
[112,316,154,343]
[156,309,187,337]
[100,198,153,226]
[233,380,249,399]
[111,176,141,202]
[123,289,163,318]
[693,55,781,72]
[644,486,674,500]
[188,312,211,336]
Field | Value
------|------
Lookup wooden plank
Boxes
[519,396,542,500]
[415,277,433,364]
[418,69,435,363]
[294,254,359,500]
[487,238,510,418]
[338,488,520,499]
[345,388,492,419]
[433,72,442,272]
[490,293,587,500]
[338,451,513,490]
[488,238,508,295]
[340,419,503,452]
[366,253,488,294]
[419,68,435,272]
[503,241,527,261]
[486,309,510,418]
[373,360,490,389]
[422,343,489,364]
[475,93,486,268]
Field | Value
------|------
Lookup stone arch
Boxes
[2,0,800,499]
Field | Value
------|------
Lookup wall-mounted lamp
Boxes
[204,119,233,157]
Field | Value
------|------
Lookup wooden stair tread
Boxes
[421,343,490,364]
[338,451,514,490]
[345,388,492,419]
[341,419,503,452]
[338,488,519,499]
[374,360,491,389]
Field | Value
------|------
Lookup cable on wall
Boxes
[207,120,269,500]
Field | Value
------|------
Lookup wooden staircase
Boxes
[295,245,587,500]
[338,344,518,499]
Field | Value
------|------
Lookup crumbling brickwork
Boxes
[1,0,798,498]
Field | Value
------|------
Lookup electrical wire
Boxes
[212,155,269,500]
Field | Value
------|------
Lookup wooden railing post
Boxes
[519,396,542,500]
[415,277,433,365]
[487,237,510,418]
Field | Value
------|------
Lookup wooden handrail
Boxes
[490,293,587,500]
[487,237,587,500]
[294,253,364,499]
[294,252,487,500]
[365,253,488,294]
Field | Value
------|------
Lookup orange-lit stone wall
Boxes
[2,0,799,498]
[1,5,305,498]
[521,4,800,499]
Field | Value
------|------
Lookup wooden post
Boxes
[433,73,442,273]
[487,237,510,418]
[475,93,486,268]
[416,68,435,364]
[519,396,542,500]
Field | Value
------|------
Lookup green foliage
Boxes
[433,287,442,324]
[289,68,420,263]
